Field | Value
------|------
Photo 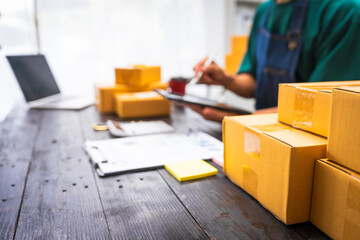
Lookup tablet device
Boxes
[154,89,251,115]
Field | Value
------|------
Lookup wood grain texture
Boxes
[81,105,329,239]
[79,106,209,240]
[14,110,110,240]
[92,171,209,240]
[2,104,331,240]
[0,104,42,240]
[288,223,330,240]
[158,163,330,240]
[33,109,84,151]
[164,106,329,239]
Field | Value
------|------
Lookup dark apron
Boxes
[255,0,309,109]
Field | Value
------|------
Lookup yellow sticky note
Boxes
[165,159,218,182]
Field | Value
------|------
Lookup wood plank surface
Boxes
[2,104,331,240]
[158,164,330,240]
[14,110,111,240]
[79,106,210,240]
[157,106,330,239]
[80,105,330,240]
[0,104,43,240]
[164,106,330,239]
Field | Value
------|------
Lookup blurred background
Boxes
[0,0,264,121]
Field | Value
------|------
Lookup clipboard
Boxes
[154,89,251,115]
[84,132,223,177]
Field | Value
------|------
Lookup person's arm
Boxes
[222,72,256,98]
[187,62,276,122]
[253,107,278,114]
[193,60,256,98]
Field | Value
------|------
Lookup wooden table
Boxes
[0,103,329,240]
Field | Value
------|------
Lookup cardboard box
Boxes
[310,159,360,240]
[224,35,248,74]
[225,53,244,74]
[223,114,327,224]
[115,65,161,87]
[278,81,360,137]
[231,35,248,53]
[115,91,171,119]
[95,82,168,114]
[327,87,360,173]
[95,84,142,113]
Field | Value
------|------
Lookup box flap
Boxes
[320,159,360,179]
[229,114,327,148]
[115,91,163,101]
[335,86,360,94]
[311,159,360,239]
[280,80,360,88]
[327,87,360,173]
[266,130,327,148]
[224,113,327,225]
[228,113,278,126]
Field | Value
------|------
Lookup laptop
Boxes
[6,54,94,110]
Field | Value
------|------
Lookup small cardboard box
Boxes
[310,159,360,240]
[225,53,244,74]
[327,87,360,173]
[278,81,360,137]
[95,82,168,114]
[223,113,327,224]
[95,84,143,113]
[115,65,161,87]
[231,35,248,53]
[115,91,171,119]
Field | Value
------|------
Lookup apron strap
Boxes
[287,0,309,51]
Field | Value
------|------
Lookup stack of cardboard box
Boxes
[223,81,360,236]
[311,86,360,240]
[95,65,170,118]
[225,36,248,74]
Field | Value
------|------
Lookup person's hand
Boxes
[193,57,208,78]
[193,57,229,87]
[185,104,237,123]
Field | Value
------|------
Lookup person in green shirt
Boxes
[190,0,360,122]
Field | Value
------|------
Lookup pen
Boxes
[188,54,217,85]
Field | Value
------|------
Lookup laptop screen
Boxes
[7,55,61,102]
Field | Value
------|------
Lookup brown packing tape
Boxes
[242,164,258,199]
[343,220,360,240]
[292,88,316,130]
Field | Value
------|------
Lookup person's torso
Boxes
[253,0,358,82]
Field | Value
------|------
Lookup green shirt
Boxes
[239,0,360,82]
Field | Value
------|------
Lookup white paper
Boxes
[119,121,174,135]
[85,132,223,176]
